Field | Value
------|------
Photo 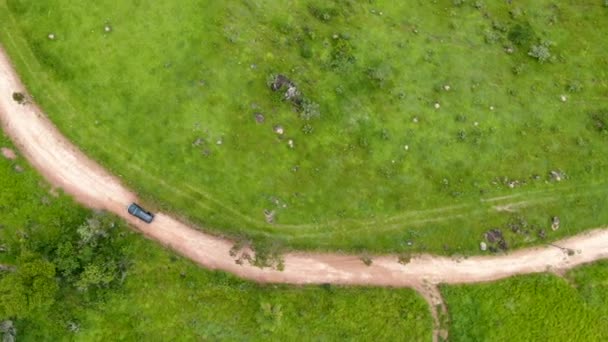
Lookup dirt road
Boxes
[1,48,607,290]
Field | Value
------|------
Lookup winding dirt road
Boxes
[1,47,608,289]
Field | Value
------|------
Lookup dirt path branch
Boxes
[1,47,608,293]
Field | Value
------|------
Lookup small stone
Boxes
[480,242,488,251]
[560,95,567,102]
[104,25,112,32]
[443,85,451,91]
[254,113,265,124]
[216,139,223,145]
[288,139,294,148]
[474,121,479,127]
[332,34,339,39]
[550,170,563,182]
[490,106,495,111]
[48,33,55,40]
[404,145,409,151]
[14,165,24,173]
[551,216,561,231]
[434,102,441,109]
[412,116,419,123]
[274,125,284,135]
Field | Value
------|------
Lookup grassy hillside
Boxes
[0,132,432,341]
[1,1,608,253]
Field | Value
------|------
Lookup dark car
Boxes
[127,203,154,223]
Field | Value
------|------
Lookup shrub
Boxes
[299,99,321,121]
[512,63,526,75]
[308,4,336,22]
[567,81,583,93]
[590,111,608,134]
[302,123,314,134]
[398,253,412,265]
[300,42,313,59]
[508,23,534,46]
[360,254,373,266]
[330,38,356,71]
[366,63,392,88]
[484,30,500,44]
[528,44,551,63]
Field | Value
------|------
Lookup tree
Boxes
[0,258,58,319]
[75,263,117,291]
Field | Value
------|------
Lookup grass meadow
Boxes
[441,261,608,341]
[0,132,432,341]
[1,1,608,253]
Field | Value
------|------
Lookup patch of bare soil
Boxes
[1,147,16,160]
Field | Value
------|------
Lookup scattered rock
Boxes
[0,320,16,342]
[1,147,17,160]
[484,229,503,243]
[13,92,27,105]
[14,165,24,173]
[264,209,276,224]
[412,116,419,123]
[287,139,294,149]
[48,33,56,40]
[285,85,300,101]
[560,95,567,102]
[254,112,265,124]
[480,242,487,251]
[497,239,509,251]
[270,74,292,92]
[538,229,546,239]
[434,102,441,109]
[490,106,495,111]
[550,170,565,182]
[104,25,112,33]
[443,85,451,91]
[507,180,520,189]
[192,137,203,147]
[274,125,284,135]
[551,216,560,231]
[67,321,80,333]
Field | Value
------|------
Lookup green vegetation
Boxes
[441,261,608,341]
[1,1,608,253]
[0,132,432,340]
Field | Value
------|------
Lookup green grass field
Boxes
[0,132,433,341]
[441,261,608,341]
[2,1,608,253]
[2,130,607,342]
